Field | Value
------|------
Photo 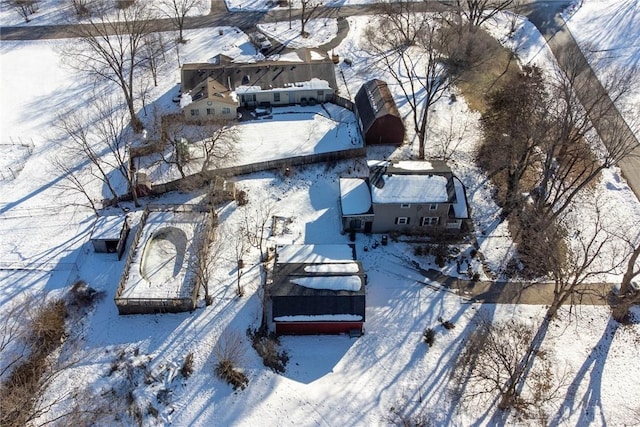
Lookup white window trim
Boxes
[421,217,439,226]
[400,203,411,209]
[429,204,438,210]
[396,217,409,225]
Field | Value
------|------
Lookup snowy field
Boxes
[0,0,210,27]
[1,4,640,427]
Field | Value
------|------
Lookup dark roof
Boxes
[181,49,337,93]
[270,262,366,298]
[354,79,402,133]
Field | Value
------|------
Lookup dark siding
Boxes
[366,114,405,145]
[272,295,366,320]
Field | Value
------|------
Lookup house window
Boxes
[429,204,438,210]
[273,92,281,102]
[206,108,214,115]
[395,217,410,225]
[222,107,231,115]
[400,204,411,209]
[190,109,199,116]
[317,90,324,96]
[421,217,439,226]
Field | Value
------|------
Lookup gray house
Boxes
[180,49,338,120]
[339,160,469,235]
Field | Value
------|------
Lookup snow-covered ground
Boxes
[0,0,210,27]
[1,5,640,427]
[566,0,640,138]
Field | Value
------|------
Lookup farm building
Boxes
[180,49,337,120]
[267,244,366,335]
[354,79,405,146]
[89,215,129,259]
[114,204,216,315]
[340,160,470,235]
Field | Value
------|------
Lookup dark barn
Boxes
[354,79,405,146]
[268,245,366,336]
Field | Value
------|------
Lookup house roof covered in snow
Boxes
[371,174,450,204]
[181,48,337,94]
[368,159,457,205]
[339,178,372,216]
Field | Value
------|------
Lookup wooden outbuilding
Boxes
[354,79,405,146]
[90,215,129,259]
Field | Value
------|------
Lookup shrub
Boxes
[181,353,194,378]
[442,320,455,330]
[215,360,248,390]
[236,190,248,206]
[247,329,289,373]
[213,330,248,389]
[423,328,435,347]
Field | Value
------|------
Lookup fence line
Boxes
[150,147,366,195]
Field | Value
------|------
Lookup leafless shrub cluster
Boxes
[0,296,67,427]
[247,328,289,373]
[213,330,248,390]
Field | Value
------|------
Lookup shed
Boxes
[268,244,366,335]
[90,215,129,259]
[354,79,405,146]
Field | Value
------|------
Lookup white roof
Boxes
[90,216,126,241]
[277,244,355,264]
[304,263,360,274]
[235,78,331,94]
[291,275,362,292]
[393,161,436,171]
[372,175,449,204]
[340,178,371,215]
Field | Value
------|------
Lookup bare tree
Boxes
[55,109,121,204]
[454,315,568,416]
[156,0,206,43]
[141,32,171,87]
[431,111,469,162]
[56,95,140,207]
[544,199,626,320]
[231,226,248,297]
[51,156,101,215]
[477,65,549,217]
[453,0,515,27]
[532,45,639,228]
[366,7,456,158]
[64,2,157,132]
[192,228,225,306]
[92,96,140,206]
[612,236,640,322]
[243,199,275,262]
[159,118,191,178]
[6,0,39,23]
[194,120,240,172]
[299,0,323,38]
